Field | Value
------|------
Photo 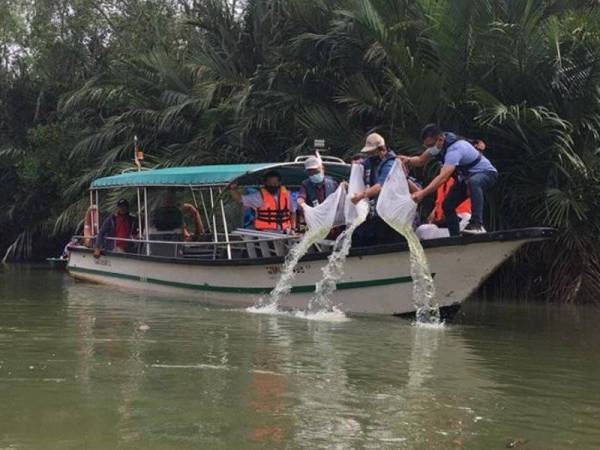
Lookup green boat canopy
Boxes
[90,162,351,189]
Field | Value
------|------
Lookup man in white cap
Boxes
[296,156,340,237]
[296,156,339,208]
[351,132,401,246]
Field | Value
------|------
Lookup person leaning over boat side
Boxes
[296,156,338,208]
[297,155,341,237]
[416,139,486,239]
[350,133,416,246]
[93,199,140,258]
[400,124,497,235]
[230,170,295,233]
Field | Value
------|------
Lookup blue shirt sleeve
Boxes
[376,159,394,185]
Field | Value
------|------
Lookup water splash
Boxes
[293,306,350,322]
[308,201,369,312]
[246,301,350,322]
[249,186,346,314]
[250,228,330,312]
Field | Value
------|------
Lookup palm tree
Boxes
[53,0,600,302]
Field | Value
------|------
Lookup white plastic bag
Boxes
[344,164,370,225]
[376,160,416,226]
[302,185,346,234]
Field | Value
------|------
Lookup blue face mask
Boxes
[309,173,324,184]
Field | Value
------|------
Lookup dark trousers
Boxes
[352,216,404,247]
[443,171,497,236]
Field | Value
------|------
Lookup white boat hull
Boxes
[67,232,544,315]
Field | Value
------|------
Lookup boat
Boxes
[66,161,555,316]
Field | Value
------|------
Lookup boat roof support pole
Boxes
[209,187,218,243]
[198,189,211,233]
[143,187,150,256]
[136,188,143,250]
[219,188,231,259]
[89,190,95,238]
[95,190,99,237]
[188,185,200,210]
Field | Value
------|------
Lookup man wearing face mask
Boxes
[230,170,295,233]
[296,156,340,237]
[400,124,497,235]
[297,156,338,208]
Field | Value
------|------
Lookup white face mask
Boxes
[427,145,442,156]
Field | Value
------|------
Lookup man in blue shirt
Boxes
[401,124,498,235]
[351,132,401,246]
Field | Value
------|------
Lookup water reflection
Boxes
[0,267,599,449]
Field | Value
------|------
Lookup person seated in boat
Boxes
[230,170,295,233]
[400,124,497,236]
[152,189,184,233]
[61,237,78,259]
[152,189,205,241]
[242,187,258,229]
[94,199,139,257]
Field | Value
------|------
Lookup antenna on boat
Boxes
[314,139,325,162]
[133,135,144,172]
[294,139,344,164]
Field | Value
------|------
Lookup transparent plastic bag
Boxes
[376,160,416,226]
[302,185,346,235]
[344,164,370,225]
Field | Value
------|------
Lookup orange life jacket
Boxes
[255,186,292,231]
[432,178,471,223]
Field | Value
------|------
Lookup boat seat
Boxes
[231,228,293,258]
[148,230,184,257]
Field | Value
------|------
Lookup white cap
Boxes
[304,156,321,170]
[361,132,386,153]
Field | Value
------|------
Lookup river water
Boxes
[1,265,599,450]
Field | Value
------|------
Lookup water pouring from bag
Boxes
[308,164,369,312]
[250,186,347,312]
[376,161,441,324]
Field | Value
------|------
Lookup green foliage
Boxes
[1,0,600,302]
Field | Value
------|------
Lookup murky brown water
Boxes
[1,265,599,449]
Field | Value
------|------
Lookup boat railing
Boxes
[70,233,300,260]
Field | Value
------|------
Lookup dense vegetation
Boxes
[1,0,600,303]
